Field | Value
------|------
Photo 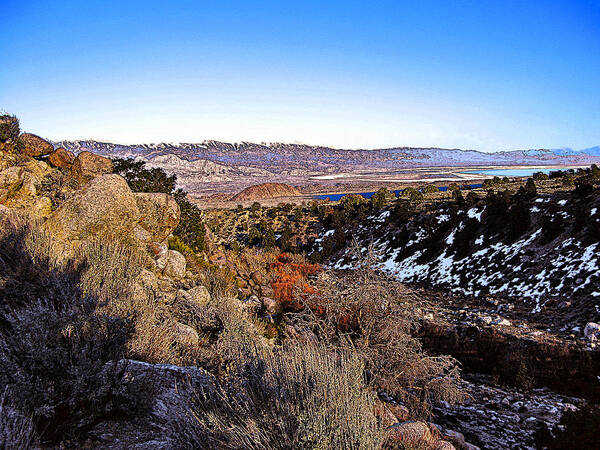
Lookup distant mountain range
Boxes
[56,139,600,194]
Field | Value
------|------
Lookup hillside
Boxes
[231,182,302,201]
[325,186,600,327]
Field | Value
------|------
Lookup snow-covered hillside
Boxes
[329,191,600,312]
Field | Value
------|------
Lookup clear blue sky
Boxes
[1,0,599,151]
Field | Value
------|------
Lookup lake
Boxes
[313,183,483,201]
[461,167,573,177]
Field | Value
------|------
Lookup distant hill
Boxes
[57,139,600,172]
[56,139,600,195]
[231,183,302,201]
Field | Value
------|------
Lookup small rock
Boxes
[584,322,600,341]
[262,296,281,314]
[177,285,211,308]
[241,295,262,316]
[443,429,465,447]
[173,322,199,347]
[250,270,265,286]
[162,250,186,279]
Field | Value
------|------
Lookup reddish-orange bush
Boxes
[269,253,321,312]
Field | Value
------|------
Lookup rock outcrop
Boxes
[47,147,75,169]
[134,192,180,243]
[19,133,54,157]
[231,182,301,201]
[44,174,140,242]
[71,151,114,184]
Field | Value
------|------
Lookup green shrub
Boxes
[370,187,395,209]
[423,185,439,194]
[402,187,424,205]
[112,157,206,252]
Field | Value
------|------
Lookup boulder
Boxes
[443,429,465,448]
[176,285,211,308]
[132,269,160,302]
[584,322,600,341]
[134,193,180,243]
[162,250,186,279]
[0,166,23,190]
[374,400,402,428]
[433,440,457,450]
[383,421,437,449]
[47,147,75,169]
[44,174,140,242]
[173,322,199,347]
[19,133,54,157]
[71,151,113,184]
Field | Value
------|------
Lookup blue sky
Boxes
[1,0,599,151]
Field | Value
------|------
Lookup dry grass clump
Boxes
[169,339,382,449]
[290,244,463,418]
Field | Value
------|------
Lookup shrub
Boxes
[0,225,146,443]
[507,200,531,242]
[521,178,537,198]
[402,187,424,205]
[172,190,206,252]
[423,185,439,194]
[0,114,20,143]
[112,158,176,193]
[0,391,38,449]
[533,171,548,181]
[371,187,395,209]
[465,191,479,206]
[250,201,261,213]
[293,247,463,418]
[482,179,494,189]
[168,339,382,450]
[112,157,206,252]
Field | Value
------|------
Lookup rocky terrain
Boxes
[56,139,600,196]
[1,115,483,450]
[3,114,600,449]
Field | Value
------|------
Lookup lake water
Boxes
[313,183,483,201]
[461,167,570,177]
[312,166,582,201]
